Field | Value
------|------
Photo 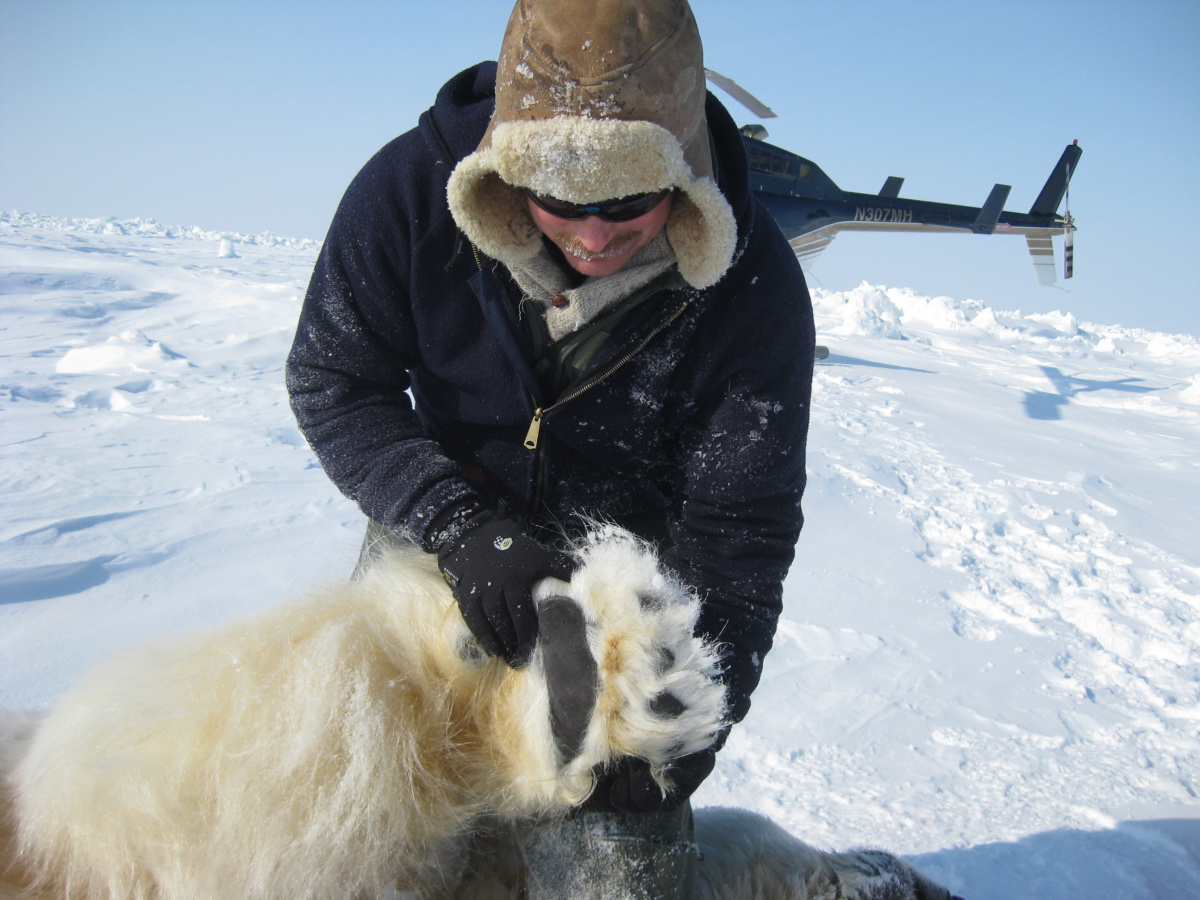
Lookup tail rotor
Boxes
[1063,141,1077,279]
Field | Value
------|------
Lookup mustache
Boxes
[556,229,644,263]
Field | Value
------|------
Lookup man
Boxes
[286,0,814,895]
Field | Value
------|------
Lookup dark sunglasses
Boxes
[526,188,671,222]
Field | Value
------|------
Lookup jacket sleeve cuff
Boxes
[423,497,489,552]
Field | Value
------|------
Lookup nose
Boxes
[570,216,621,252]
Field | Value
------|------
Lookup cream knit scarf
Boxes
[508,233,677,342]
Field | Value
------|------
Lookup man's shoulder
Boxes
[688,202,811,348]
[723,205,807,295]
[420,62,498,165]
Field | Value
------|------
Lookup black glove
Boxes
[584,749,716,814]
[437,511,573,667]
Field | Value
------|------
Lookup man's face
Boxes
[526,192,674,278]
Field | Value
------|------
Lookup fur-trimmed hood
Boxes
[447,0,737,290]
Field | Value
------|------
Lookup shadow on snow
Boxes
[1023,366,1159,420]
[0,557,118,605]
[909,818,1200,900]
[822,353,937,374]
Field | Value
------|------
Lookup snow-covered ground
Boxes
[2,212,1198,898]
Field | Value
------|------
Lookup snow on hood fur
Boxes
[447,0,737,290]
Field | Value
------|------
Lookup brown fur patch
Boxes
[1,712,43,899]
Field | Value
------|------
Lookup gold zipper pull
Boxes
[524,408,544,450]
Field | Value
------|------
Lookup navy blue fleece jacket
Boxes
[286,62,815,725]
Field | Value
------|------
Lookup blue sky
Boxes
[2,1,1198,334]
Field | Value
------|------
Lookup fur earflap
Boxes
[447,117,738,289]
[2,528,725,899]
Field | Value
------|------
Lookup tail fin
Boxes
[1029,142,1083,217]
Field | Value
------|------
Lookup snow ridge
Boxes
[1,210,321,251]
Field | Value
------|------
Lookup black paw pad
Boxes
[538,596,601,762]
[457,633,486,664]
[649,691,687,718]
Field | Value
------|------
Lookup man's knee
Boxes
[517,803,697,900]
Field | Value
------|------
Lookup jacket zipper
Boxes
[468,245,691,521]
[527,297,691,519]
[471,244,688,451]
[524,298,690,450]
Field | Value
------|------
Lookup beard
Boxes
[556,229,644,264]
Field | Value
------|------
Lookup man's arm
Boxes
[285,145,480,550]
[663,221,815,731]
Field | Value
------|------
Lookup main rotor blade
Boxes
[705,69,778,119]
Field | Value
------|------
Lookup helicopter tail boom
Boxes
[746,129,1081,284]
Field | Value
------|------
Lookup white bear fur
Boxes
[1,527,726,899]
[0,527,951,900]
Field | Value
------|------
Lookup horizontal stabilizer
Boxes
[973,183,1012,233]
[1030,142,1083,216]
[1026,233,1057,285]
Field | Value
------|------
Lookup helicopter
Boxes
[706,70,1081,288]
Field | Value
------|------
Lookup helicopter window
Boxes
[746,145,797,178]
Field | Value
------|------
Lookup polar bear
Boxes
[2,528,723,899]
[1,527,958,900]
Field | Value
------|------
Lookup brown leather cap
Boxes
[481,0,712,181]
[448,0,736,289]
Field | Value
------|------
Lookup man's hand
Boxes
[437,511,573,667]
[585,749,717,814]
